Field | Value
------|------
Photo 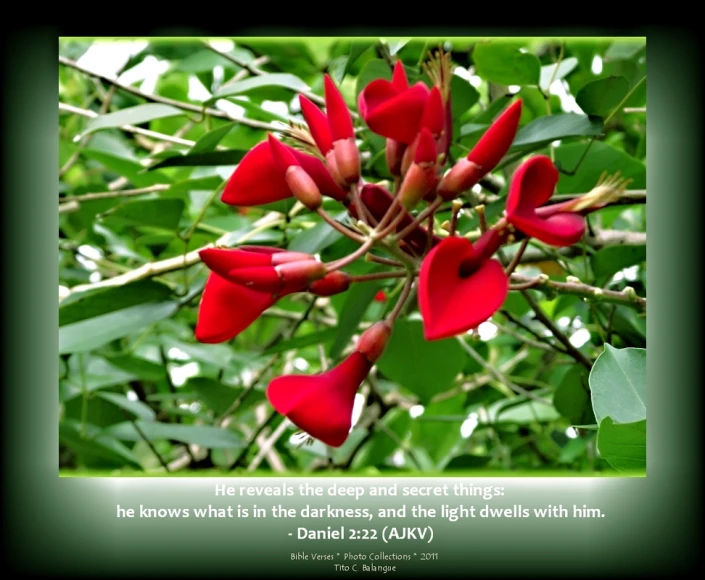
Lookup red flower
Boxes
[357,61,431,144]
[438,99,523,200]
[195,247,347,344]
[267,322,391,447]
[505,155,586,247]
[418,233,508,341]
[221,140,347,207]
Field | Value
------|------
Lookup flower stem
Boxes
[387,276,415,324]
[316,207,366,243]
[393,196,443,241]
[350,270,409,283]
[325,238,375,271]
[365,254,404,268]
[504,238,530,276]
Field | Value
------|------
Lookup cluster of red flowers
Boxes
[194,55,607,448]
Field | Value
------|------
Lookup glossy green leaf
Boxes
[104,421,245,448]
[148,149,247,170]
[473,42,540,86]
[59,301,179,354]
[590,345,646,424]
[576,76,630,117]
[510,114,603,152]
[95,392,157,421]
[597,416,646,472]
[591,245,646,285]
[376,320,466,404]
[553,366,590,424]
[82,104,185,137]
[539,57,578,91]
[356,59,392,97]
[208,73,309,103]
[188,123,237,154]
[102,198,184,230]
[60,420,142,469]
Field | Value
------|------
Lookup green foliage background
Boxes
[58,37,646,475]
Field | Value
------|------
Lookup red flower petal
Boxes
[420,86,445,137]
[467,99,522,175]
[195,273,275,344]
[324,75,354,141]
[293,150,348,202]
[391,60,409,91]
[299,95,333,155]
[418,237,508,341]
[267,352,371,447]
[508,212,586,247]
[358,82,430,144]
[414,127,437,165]
[199,248,274,276]
[505,155,558,216]
[268,134,300,171]
[221,142,292,206]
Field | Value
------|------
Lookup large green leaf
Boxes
[590,345,646,424]
[59,301,180,354]
[576,76,630,118]
[208,73,309,104]
[104,421,245,448]
[411,395,466,466]
[473,42,540,86]
[554,141,646,193]
[82,104,186,137]
[102,198,185,230]
[356,59,392,97]
[597,416,646,472]
[185,377,241,416]
[60,420,143,469]
[376,320,466,404]
[591,245,646,285]
[287,214,344,254]
[148,149,247,170]
[60,280,173,326]
[553,366,590,424]
[81,149,172,187]
[450,75,479,122]
[539,57,578,91]
[510,114,603,152]
[188,123,237,154]
[353,408,411,469]
[95,392,157,421]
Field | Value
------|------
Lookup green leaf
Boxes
[287,214,344,254]
[353,408,410,469]
[450,75,480,122]
[82,149,172,187]
[82,104,185,137]
[590,345,646,424]
[411,396,465,466]
[356,59,391,97]
[597,416,646,472]
[60,355,139,401]
[376,320,466,404]
[188,123,237,154]
[328,282,382,360]
[103,198,185,230]
[59,301,179,354]
[60,420,142,469]
[445,454,492,470]
[103,421,245,448]
[604,41,645,62]
[553,366,590,424]
[148,149,247,170]
[60,280,173,326]
[104,354,167,381]
[539,57,579,91]
[473,42,540,86]
[186,377,240,416]
[492,398,561,424]
[95,392,157,421]
[591,245,646,285]
[510,114,603,152]
[576,76,630,118]
[167,176,223,195]
[554,141,646,194]
[208,73,309,103]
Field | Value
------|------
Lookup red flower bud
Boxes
[437,158,484,200]
[332,138,361,185]
[385,139,406,177]
[267,351,372,447]
[324,75,354,141]
[299,94,333,155]
[309,271,351,297]
[466,99,522,175]
[355,321,392,363]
